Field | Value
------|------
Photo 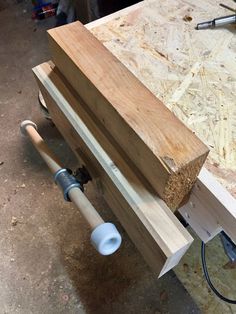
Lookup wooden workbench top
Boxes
[87,0,236,198]
[86,1,236,312]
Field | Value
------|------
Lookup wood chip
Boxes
[11,217,18,226]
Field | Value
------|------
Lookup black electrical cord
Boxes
[201,241,236,304]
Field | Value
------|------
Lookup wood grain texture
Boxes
[33,61,193,277]
[179,167,236,243]
[85,3,236,312]
[88,0,236,196]
[47,21,209,209]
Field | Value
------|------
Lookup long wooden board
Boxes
[47,21,209,210]
[179,167,236,243]
[84,1,236,244]
[33,61,193,277]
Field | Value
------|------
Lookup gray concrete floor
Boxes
[0,1,200,313]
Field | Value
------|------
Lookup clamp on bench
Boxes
[20,120,122,256]
[54,168,83,201]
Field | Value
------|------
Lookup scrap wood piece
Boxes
[179,167,236,243]
[47,21,209,210]
[33,61,193,277]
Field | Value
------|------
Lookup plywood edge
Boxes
[33,61,193,276]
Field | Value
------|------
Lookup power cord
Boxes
[201,241,236,304]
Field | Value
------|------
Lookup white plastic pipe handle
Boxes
[91,223,122,255]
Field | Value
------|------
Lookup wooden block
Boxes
[47,21,209,209]
[33,61,193,277]
[179,167,236,243]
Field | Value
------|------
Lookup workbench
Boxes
[32,0,236,312]
[85,0,236,312]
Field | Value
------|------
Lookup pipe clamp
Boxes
[54,168,82,201]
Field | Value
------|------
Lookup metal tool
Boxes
[196,0,236,29]
[220,3,236,13]
[196,13,236,29]
[220,231,236,263]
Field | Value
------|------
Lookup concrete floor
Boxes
[0,1,201,313]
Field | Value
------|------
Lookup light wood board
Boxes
[47,21,209,210]
[33,61,193,278]
[180,167,236,243]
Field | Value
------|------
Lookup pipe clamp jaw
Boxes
[54,168,82,201]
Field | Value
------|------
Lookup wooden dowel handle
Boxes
[25,124,62,173]
[21,120,121,255]
[68,188,103,229]
[21,120,104,229]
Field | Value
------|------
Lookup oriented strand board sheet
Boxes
[88,0,236,198]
